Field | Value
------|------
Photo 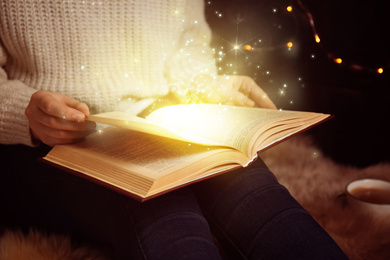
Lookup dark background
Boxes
[205,0,389,167]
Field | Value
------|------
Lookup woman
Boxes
[0,0,346,259]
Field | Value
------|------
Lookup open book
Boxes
[43,104,331,201]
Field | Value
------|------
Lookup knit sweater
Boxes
[0,0,217,146]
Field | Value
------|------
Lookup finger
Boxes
[38,93,88,122]
[231,90,256,107]
[248,87,277,109]
[238,80,277,109]
[61,94,91,116]
[32,105,96,131]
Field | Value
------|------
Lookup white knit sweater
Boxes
[0,0,217,146]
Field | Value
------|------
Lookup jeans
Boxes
[0,144,347,259]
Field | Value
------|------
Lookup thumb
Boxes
[58,94,91,121]
[231,91,255,107]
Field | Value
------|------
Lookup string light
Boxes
[205,0,385,110]
[296,0,385,75]
[244,44,253,51]
[314,34,321,43]
[208,1,386,76]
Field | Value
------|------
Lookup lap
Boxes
[0,144,346,259]
[0,144,221,260]
[193,159,347,259]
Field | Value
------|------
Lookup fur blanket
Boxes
[0,229,111,260]
[1,136,389,259]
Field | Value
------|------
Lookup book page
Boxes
[87,104,328,154]
[50,127,230,181]
[45,127,248,198]
[87,111,221,146]
[146,104,321,152]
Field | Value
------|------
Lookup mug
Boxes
[346,178,390,215]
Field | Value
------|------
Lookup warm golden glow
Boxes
[377,67,384,74]
[334,58,342,64]
[286,42,293,48]
[286,6,293,12]
[315,34,321,43]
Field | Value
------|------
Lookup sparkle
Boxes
[377,68,384,74]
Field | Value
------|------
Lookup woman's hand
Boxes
[187,75,277,109]
[25,90,96,146]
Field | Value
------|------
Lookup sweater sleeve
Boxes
[0,43,38,146]
[165,0,217,99]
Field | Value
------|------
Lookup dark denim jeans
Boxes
[0,144,347,259]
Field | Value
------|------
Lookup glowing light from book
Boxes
[334,58,343,64]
